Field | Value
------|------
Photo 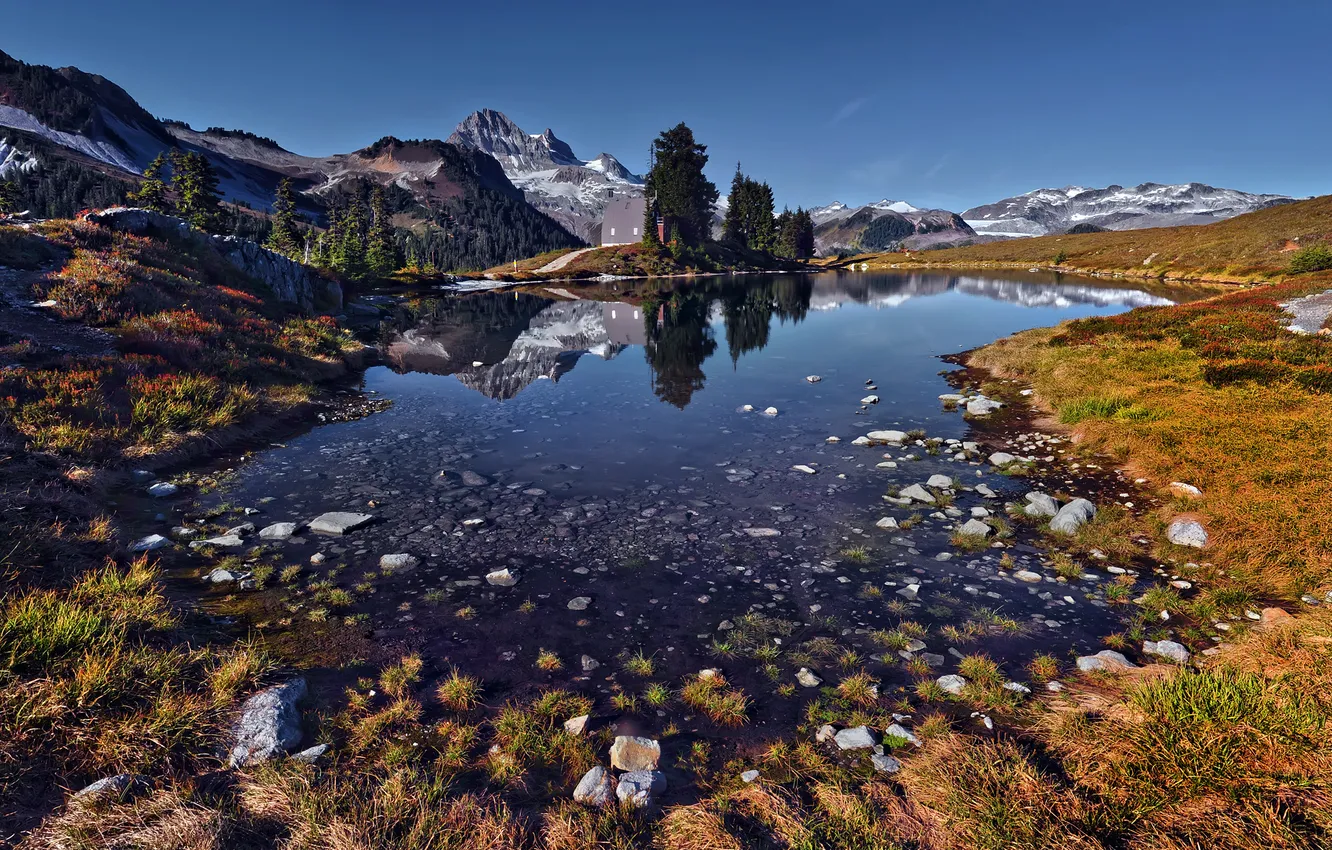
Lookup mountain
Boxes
[0,50,580,270]
[810,199,976,254]
[962,183,1294,237]
[448,109,642,243]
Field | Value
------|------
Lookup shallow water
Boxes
[172,271,1176,722]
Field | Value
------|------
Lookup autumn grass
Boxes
[679,673,750,727]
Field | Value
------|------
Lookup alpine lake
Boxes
[125,269,1196,750]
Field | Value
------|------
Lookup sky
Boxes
[6,0,1331,212]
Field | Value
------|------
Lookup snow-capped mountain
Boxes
[963,183,1293,237]
[809,199,974,254]
[448,109,643,243]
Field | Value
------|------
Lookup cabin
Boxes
[600,197,648,246]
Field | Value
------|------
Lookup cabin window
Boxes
[633,227,639,235]
[610,227,616,236]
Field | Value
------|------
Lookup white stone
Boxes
[1076,650,1139,672]
[129,534,170,552]
[1050,498,1097,534]
[899,484,935,504]
[379,553,419,571]
[486,568,519,587]
[1143,640,1191,664]
[936,674,967,695]
[927,474,954,489]
[796,667,822,688]
[308,512,374,535]
[958,519,992,538]
[616,770,666,806]
[259,522,299,541]
[762,407,779,416]
[988,452,1017,467]
[867,429,908,443]
[567,596,592,611]
[228,679,306,767]
[609,736,661,771]
[743,527,781,537]
[1167,518,1208,548]
[861,395,880,404]
[147,482,178,498]
[573,766,616,806]
[834,725,877,750]
[791,464,817,474]
[1013,570,1043,583]
[875,517,898,530]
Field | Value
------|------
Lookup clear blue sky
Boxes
[6,0,1329,211]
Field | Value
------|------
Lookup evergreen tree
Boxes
[128,153,171,213]
[366,185,400,277]
[266,177,300,257]
[774,207,797,258]
[331,197,369,280]
[642,123,718,246]
[793,207,816,259]
[723,162,747,245]
[0,179,23,214]
[169,150,222,232]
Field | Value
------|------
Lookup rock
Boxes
[379,553,419,571]
[762,407,779,416]
[581,655,602,672]
[1143,640,1190,664]
[815,724,837,743]
[867,430,908,443]
[834,726,877,750]
[976,484,998,498]
[860,395,880,405]
[927,474,954,489]
[1075,650,1138,673]
[1166,518,1208,548]
[967,397,1004,416]
[460,470,489,487]
[698,668,721,679]
[1024,492,1060,518]
[884,723,920,747]
[875,516,898,530]
[1050,499,1096,534]
[897,584,920,600]
[211,233,341,310]
[1260,607,1293,628]
[564,715,590,736]
[988,452,1017,467]
[567,596,592,611]
[937,674,967,695]
[259,522,300,541]
[205,568,246,584]
[958,519,992,538]
[851,436,872,447]
[791,464,817,474]
[805,375,822,383]
[486,568,519,587]
[825,436,841,443]
[743,527,782,538]
[1013,570,1043,583]
[609,736,661,771]
[938,393,966,404]
[308,512,374,535]
[871,754,902,774]
[190,535,245,549]
[796,668,823,688]
[573,766,617,806]
[71,774,142,804]
[228,678,307,767]
[1168,482,1202,499]
[616,770,666,806]
[291,744,329,764]
[899,484,935,504]
[741,769,760,783]
[1003,681,1032,694]
[147,482,178,498]
[129,534,170,552]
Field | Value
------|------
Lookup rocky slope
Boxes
[810,199,977,254]
[962,182,1293,237]
[448,109,643,243]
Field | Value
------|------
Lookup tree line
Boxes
[641,124,815,260]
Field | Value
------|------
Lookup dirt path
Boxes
[534,246,597,274]
[0,265,115,356]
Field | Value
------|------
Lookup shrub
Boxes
[1287,243,1332,274]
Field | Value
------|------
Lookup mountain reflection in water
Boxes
[380,272,1174,407]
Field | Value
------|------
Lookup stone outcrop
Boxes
[85,207,341,311]
[228,678,307,767]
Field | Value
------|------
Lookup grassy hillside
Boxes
[831,194,1332,282]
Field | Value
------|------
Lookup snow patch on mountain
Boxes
[0,105,141,172]
[963,182,1292,237]
[0,139,39,180]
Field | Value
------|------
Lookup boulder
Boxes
[967,397,1004,416]
[867,429,908,443]
[259,522,300,541]
[988,452,1017,467]
[958,519,992,538]
[609,736,661,771]
[228,678,307,767]
[875,516,899,530]
[211,234,341,310]
[936,674,967,695]
[129,534,171,553]
[308,512,374,535]
[926,474,954,489]
[563,715,590,736]
[1166,518,1208,548]
[573,766,616,806]
[616,770,666,806]
[379,553,419,571]
[896,584,920,600]
[1050,499,1096,534]
[834,726,877,750]
[486,568,519,587]
[1143,640,1191,664]
[1075,650,1138,673]
[567,596,592,611]
[871,754,902,774]
[1024,492,1060,518]
[851,436,872,447]
[899,484,935,504]
[796,668,823,688]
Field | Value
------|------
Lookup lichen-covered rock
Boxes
[229,678,307,767]
[609,736,661,771]
[573,766,616,806]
